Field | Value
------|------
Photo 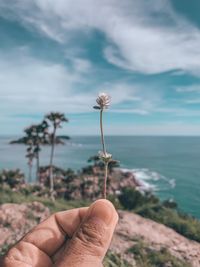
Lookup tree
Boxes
[88,155,102,166]
[87,155,120,172]
[26,139,34,181]
[45,112,68,200]
[24,121,49,181]
[11,129,35,181]
[11,121,49,182]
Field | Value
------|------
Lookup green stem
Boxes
[103,162,108,199]
[100,109,106,155]
[100,109,108,199]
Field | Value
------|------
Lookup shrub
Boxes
[118,187,159,210]
[128,239,191,267]
[0,169,25,188]
[162,199,178,209]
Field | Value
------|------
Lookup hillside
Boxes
[0,201,198,267]
[111,211,200,266]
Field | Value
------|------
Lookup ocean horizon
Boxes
[1,135,200,219]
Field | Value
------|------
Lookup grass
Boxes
[104,252,132,267]
[0,185,90,213]
[128,238,191,267]
[104,242,192,267]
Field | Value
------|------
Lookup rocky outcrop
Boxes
[59,168,140,200]
[34,167,140,200]
[0,166,140,201]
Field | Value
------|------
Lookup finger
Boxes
[55,199,118,267]
[3,207,88,267]
[3,241,53,267]
[23,207,88,256]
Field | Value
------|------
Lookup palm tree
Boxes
[10,121,49,182]
[11,127,35,182]
[45,112,68,200]
[24,122,49,182]
[34,121,49,180]
[26,141,34,181]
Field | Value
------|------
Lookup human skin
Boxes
[1,199,118,267]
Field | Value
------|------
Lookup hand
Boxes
[2,199,118,267]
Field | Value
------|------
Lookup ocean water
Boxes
[0,135,200,218]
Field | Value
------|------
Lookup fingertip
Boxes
[88,199,119,226]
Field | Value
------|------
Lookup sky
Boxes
[1,0,200,135]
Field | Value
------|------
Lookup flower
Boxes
[94,93,111,110]
[98,151,112,162]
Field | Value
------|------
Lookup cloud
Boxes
[111,109,149,115]
[175,85,200,104]
[1,0,200,75]
[185,99,200,104]
[176,85,200,93]
[0,47,144,121]
[1,1,200,135]
[155,108,200,116]
[0,47,95,117]
[98,83,141,105]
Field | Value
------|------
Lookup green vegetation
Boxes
[118,187,200,243]
[104,252,131,267]
[0,169,25,188]
[0,185,90,213]
[128,238,191,267]
[118,187,159,210]
[104,240,192,267]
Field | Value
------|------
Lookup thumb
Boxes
[55,199,118,267]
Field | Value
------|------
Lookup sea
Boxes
[0,135,200,219]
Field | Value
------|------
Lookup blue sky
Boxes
[1,0,200,135]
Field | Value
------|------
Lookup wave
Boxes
[120,168,176,192]
[68,142,83,147]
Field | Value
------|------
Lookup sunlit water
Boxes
[1,135,200,218]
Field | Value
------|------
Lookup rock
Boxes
[111,210,200,267]
[0,202,50,252]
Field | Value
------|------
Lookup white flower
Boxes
[98,151,112,162]
[95,93,111,109]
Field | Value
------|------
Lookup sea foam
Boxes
[120,168,176,192]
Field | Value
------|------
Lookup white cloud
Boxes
[111,109,149,115]
[98,83,141,105]
[0,47,147,134]
[175,85,200,104]
[155,108,200,116]
[0,48,95,116]
[185,99,200,104]
[1,0,200,75]
[176,85,200,93]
